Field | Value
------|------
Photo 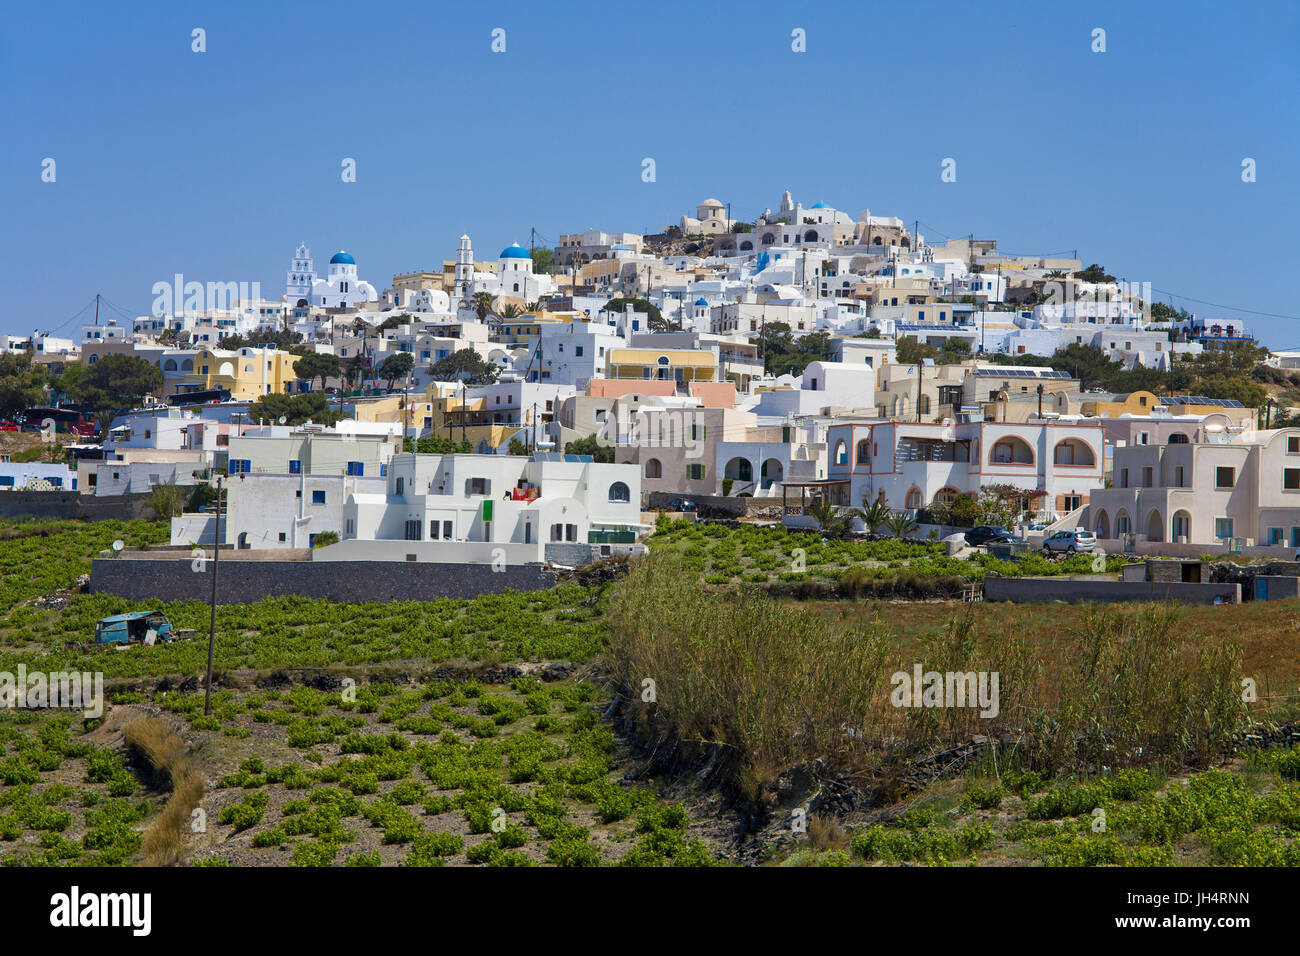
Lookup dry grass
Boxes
[123,717,205,867]
[607,550,1251,802]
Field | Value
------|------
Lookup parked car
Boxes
[665,497,698,513]
[0,420,18,431]
[1041,529,1098,554]
[965,525,1015,547]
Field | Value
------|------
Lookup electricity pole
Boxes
[203,474,223,716]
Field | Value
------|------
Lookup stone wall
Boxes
[983,576,1240,605]
[0,491,155,521]
[646,492,783,520]
[89,556,557,605]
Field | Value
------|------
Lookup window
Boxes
[430,520,439,539]
[1286,468,1300,491]
[278,532,287,542]
[289,459,301,474]
[1175,466,1185,487]
[575,346,584,357]
[1142,467,1153,488]
[1215,518,1234,540]
[686,464,706,480]
[1120,468,1129,488]
[905,488,922,509]
[312,490,326,504]
[608,482,630,502]
[550,523,563,542]
[1289,436,1300,454]
[230,459,251,474]
[1269,528,1284,545]
[443,521,452,539]
[395,477,405,495]
[346,461,364,476]
[644,458,662,479]
[1215,467,1235,489]
[404,520,422,540]
[467,477,490,495]
[565,524,577,542]
[1292,528,1300,548]
[345,520,354,535]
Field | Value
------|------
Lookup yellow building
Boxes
[606,348,717,385]
[1080,391,1164,418]
[177,347,301,401]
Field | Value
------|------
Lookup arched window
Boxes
[918,395,931,416]
[934,486,960,506]
[1116,511,1131,536]
[609,482,630,502]
[990,436,1033,465]
[1167,432,1189,444]
[804,230,818,242]
[856,439,870,464]
[834,439,847,465]
[644,459,662,479]
[1053,438,1096,466]
[905,487,922,509]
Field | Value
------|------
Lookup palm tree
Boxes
[884,509,919,540]
[806,499,854,539]
[524,301,540,313]
[858,498,892,536]
[499,304,524,319]
[472,292,494,322]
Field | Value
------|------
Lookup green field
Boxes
[0,518,1297,867]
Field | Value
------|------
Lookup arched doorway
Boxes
[724,457,753,482]
[1094,509,1110,538]
[1145,510,1163,542]
[1172,510,1191,542]
[760,459,783,489]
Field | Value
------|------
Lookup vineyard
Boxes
[0,517,1298,867]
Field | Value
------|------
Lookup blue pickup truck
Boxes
[91,611,194,647]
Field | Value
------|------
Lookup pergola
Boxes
[780,479,852,516]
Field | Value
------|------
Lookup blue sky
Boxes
[1,0,1296,344]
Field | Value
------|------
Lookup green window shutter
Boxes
[482,500,494,522]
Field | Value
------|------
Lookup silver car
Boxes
[1041,529,1097,554]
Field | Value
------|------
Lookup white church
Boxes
[452,236,555,307]
[284,243,378,310]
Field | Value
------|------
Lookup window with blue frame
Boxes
[289,460,301,474]
[49,477,62,487]
[312,490,326,504]
[380,464,387,477]
[1214,518,1234,540]
[0,476,13,487]
[346,462,363,476]
[230,459,251,474]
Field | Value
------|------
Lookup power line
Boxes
[1149,288,1300,322]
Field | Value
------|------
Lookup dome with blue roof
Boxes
[329,251,355,265]
[499,243,531,259]
[611,244,630,251]
[810,202,828,209]
[694,297,709,306]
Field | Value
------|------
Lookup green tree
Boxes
[293,352,341,391]
[806,499,855,539]
[404,436,473,454]
[857,498,892,536]
[0,352,48,418]
[250,392,340,426]
[895,337,940,365]
[427,348,499,385]
[948,494,980,528]
[529,248,553,275]
[377,352,414,390]
[66,354,163,420]
[472,292,494,322]
[564,434,614,463]
[148,481,186,519]
[884,509,919,540]
[1074,263,1116,283]
[312,530,340,548]
[507,437,528,456]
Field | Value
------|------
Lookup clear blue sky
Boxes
[2,0,1296,344]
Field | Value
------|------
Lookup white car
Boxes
[1041,529,1097,554]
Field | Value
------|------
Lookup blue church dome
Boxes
[694,297,709,306]
[810,202,828,209]
[500,244,531,259]
[329,251,355,265]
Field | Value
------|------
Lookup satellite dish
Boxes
[111,540,123,552]
[278,416,287,424]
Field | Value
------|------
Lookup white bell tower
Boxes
[454,234,474,302]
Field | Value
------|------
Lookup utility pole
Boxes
[1036,383,1044,419]
[916,361,922,423]
[203,474,223,716]
[94,293,100,327]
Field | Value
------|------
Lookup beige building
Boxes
[1085,427,1300,547]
